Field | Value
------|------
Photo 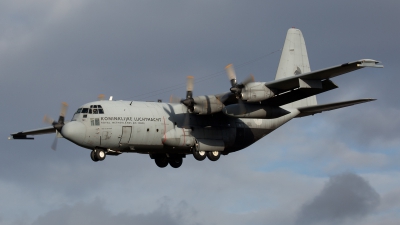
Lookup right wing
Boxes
[9,126,55,140]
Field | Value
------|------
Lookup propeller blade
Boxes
[60,102,68,118]
[43,115,55,125]
[241,74,255,86]
[51,135,58,151]
[186,76,194,99]
[225,64,237,82]
[169,94,182,104]
[98,94,105,100]
[186,76,194,92]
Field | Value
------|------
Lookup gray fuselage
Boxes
[68,100,299,155]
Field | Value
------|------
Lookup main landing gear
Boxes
[90,149,106,162]
[192,149,221,162]
[153,155,183,168]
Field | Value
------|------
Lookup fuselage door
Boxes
[120,126,132,144]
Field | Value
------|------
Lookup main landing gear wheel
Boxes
[155,157,169,168]
[91,149,106,162]
[169,157,183,168]
[207,151,221,161]
[90,151,98,162]
[193,150,207,161]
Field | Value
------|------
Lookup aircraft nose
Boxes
[61,121,86,144]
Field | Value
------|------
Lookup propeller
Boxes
[225,64,254,99]
[43,102,69,150]
[181,76,195,111]
[168,76,195,128]
[225,64,254,114]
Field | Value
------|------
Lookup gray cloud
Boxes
[31,198,197,225]
[295,173,380,225]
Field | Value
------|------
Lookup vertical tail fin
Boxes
[275,28,317,108]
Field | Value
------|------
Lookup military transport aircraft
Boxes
[9,28,383,168]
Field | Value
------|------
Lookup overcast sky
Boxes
[1,1,399,225]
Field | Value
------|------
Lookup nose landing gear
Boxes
[90,149,106,162]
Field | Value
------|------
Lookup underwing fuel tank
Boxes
[222,104,290,119]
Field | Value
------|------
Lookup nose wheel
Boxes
[90,149,106,162]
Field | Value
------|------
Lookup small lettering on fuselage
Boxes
[100,117,161,125]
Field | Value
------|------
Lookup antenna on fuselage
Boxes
[109,96,113,101]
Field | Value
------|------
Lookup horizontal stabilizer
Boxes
[296,99,376,117]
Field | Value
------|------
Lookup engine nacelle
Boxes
[240,82,275,102]
[190,95,223,115]
[222,104,290,119]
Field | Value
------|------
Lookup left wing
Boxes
[217,59,382,107]
[9,126,55,140]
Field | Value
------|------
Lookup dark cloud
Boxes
[295,173,380,225]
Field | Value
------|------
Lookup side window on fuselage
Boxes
[90,118,100,126]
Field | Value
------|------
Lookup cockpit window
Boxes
[75,106,104,114]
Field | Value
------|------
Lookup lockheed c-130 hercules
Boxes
[9,28,383,168]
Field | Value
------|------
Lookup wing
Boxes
[296,99,375,117]
[265,59,383,90]
[9,126,56,140]
[217,59,382,107]
[261,59,383,106]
